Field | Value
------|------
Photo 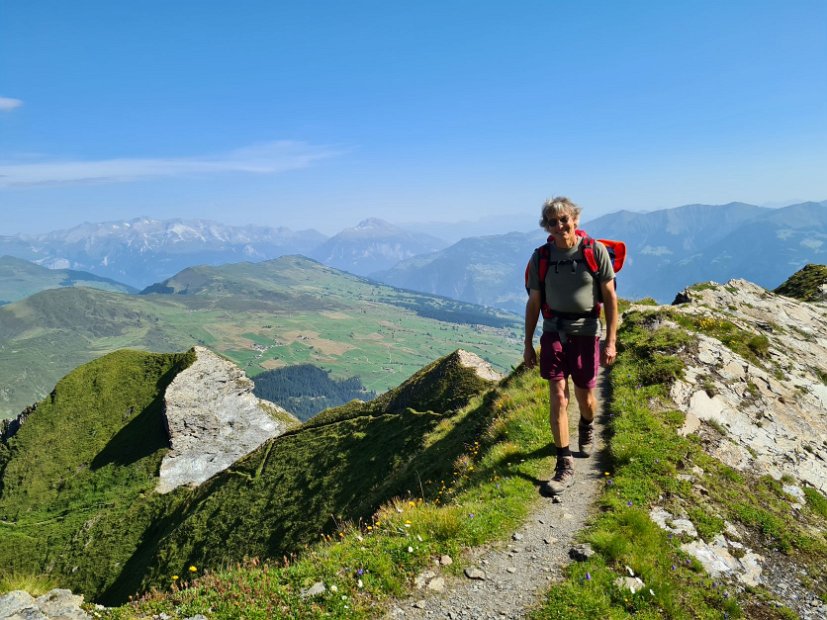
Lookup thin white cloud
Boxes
[0,97,23,111]
[0,141,344,187]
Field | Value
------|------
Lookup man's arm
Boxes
[524,289,541,368]
[600,280,618,366]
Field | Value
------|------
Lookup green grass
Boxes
[0,570,60,596]
[774,264,827,302]
[0,349,195,599]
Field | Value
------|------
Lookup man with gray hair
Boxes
[524,196,618,494]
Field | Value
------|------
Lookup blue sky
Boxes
[1,0,825,236]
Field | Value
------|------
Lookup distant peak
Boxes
[355,218,393,230]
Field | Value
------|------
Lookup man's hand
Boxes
[524,343,537,368]
[601,341,617,367]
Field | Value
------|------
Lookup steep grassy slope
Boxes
[774,263,827,301]
[0,255,136,305]
[0,350,195,597]
[0,347,502,605]
[0,255,520,418]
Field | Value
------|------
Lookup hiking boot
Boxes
[578,420,595,457]
[543,456,575,495]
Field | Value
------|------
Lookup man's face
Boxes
[548,211,578,248]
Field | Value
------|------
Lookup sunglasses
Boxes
[546,215,571,227]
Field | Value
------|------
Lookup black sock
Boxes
[579,418,594,427]
[556,445,572,458]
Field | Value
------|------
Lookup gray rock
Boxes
[614,576,645,594]
[300,581,326,597]
[0,592,36,618]
[35,590,88,620]
[157,347,299,493]
[568,544,595,562]
[439,555,453,566]
[464,567,486,580]
[426,577,445,592]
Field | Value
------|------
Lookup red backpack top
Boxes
[525,230,627,320]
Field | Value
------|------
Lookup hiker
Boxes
[523,196,618,495]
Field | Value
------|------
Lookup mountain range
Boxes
[2,201,825,309]
[0,218,326,289]
[376,201,827,310]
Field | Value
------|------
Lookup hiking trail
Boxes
[382,371,610,620]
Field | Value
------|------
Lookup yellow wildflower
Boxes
[189,565,197,573]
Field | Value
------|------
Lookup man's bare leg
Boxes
[548,378,569,448]
[573,385,596,456]
[545,377,576,493]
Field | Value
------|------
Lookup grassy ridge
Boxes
[0,349,195,598]
[0,256,520,418]
[774,263,827,302]
[104,303,827,619]
[0,345,505,607]
[0,255,135,305]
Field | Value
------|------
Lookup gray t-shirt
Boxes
[526,238,616,336]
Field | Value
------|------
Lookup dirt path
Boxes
[382,372,610,620]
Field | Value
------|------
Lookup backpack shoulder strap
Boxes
[580,235,600,276]
[524,242,553,319]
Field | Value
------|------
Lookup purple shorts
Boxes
[539,331,600,389]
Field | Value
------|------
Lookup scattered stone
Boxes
[414,571,436,589]
[412,600,427,609]
[568,544,595,562]
[506,567,517,574]
[301,581,326,598]
[426,577,445,592]
[511,533,523,542]
[439,554,453,566]
[614,576,646,594]
[464,567,486,580]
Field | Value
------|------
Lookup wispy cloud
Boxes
[0,97,23,112]
[0,141,344,187]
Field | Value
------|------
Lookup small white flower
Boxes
[330,584,338,593]
[407,546,414,553]
[357,579,364,589]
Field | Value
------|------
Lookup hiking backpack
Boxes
[524,230,627,320]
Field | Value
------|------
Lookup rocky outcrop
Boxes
[666,279,827,492]
[377,349,503,415]
[156,347,299,494]
[0,589,89,620]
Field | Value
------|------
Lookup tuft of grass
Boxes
[0,570,59,596]
[804,487,827,519]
